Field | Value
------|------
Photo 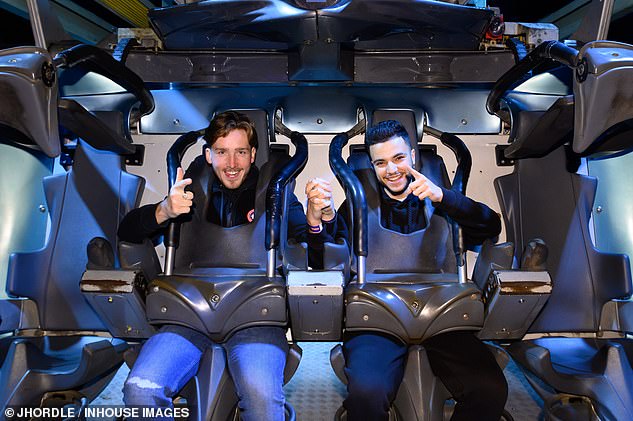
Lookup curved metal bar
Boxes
[486,40,579,116]
[423,126,472,196]
[163,130,204,274]
[423,126,472,283]
[329,133,368,276]
[265,131,309,252]
[54,44,155,116]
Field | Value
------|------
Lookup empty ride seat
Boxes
[510,338,633,420]
[2,139,143,408]
[496,145,633,420]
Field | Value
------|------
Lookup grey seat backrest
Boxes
[175,152,289,270]
[346,109,455,275]
[172,109,291,271]
[495,146,631,332]
[7,140,144,330]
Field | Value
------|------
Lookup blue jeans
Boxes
[123,325,288,421]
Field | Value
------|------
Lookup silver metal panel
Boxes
[138,87,500,134]
[574,42,633,153]
[0,145,51,299]
[588,151,633,277]
[0,47,59,157]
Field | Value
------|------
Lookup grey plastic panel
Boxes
[588,150,633,278]
[80,269,154,339]
[0,299,40,333]
[509,338,633,421]
[392,346,451,421]
[0,47,59,157]
[0,145,51,299]
[0,336,127,409]
[495,146,632,332]
[574,41,633,154]
[146,276,287,342]
[139,87,500,135]
[478,270,552,340]
[7,141,145,330]
[178,344,238,421]
[344,281,484,343]
[287,271,344,341]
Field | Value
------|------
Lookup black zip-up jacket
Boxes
[118,167,327,267]
[320,186,501,250]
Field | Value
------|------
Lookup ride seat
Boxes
[340,110,483,344]
[144,109,302,342]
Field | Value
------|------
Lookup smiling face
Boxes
[205,128,256,189]
[368,135,416,199]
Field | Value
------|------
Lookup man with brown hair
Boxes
[118,111,328,421]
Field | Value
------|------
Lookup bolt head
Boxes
[161,306,167,313]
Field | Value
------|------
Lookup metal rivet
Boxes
[518,298,525,304]
[314,329,320,333]
[39,205,46,213]
[173,119,180,125]
[411,301,419,309]
[462,313,469,320]
[501,327,508,332]
[316,118,323,124]
[107,297,113,303]
[161,306,167,313]
[312,299,319,304]
[352,295,359,301]
[470,293,478,300]
[460,119,468,125]
[261,307,269,315]
[211,294,220,303]
[362,314,369,321]
[152,286,159,293]
[596,206,603,213]
[8,58,17,63]
[612,52,619,57]
[126,326,132,332]
[272,288,279,294]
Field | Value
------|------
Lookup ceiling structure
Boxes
[1,0,633,50]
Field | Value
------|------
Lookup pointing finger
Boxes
[404,164,423,181]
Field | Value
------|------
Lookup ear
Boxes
[410,148,416,168]
[205,146,212,165]
[250,147,256,164]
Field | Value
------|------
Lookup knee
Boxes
[123,375,172,408]
[460,368,508,410]
[346,372,393,413]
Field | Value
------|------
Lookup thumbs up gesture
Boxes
[155,167,194,224]
[405,164,443,203]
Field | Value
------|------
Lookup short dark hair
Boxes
[203,111,258,149]
[365,120,411,149]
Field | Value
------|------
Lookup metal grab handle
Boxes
[163,130,205,275]
[265,117,309,277]
[54,44,155,116]
[329,122,368,283]
[423,126,472,283]
[486,40,579,118]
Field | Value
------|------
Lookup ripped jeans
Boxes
[123,325,288,421]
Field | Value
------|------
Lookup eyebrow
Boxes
[372,153,405,164]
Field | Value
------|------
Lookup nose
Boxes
[229,153,237,168]
[386,161,398,173]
